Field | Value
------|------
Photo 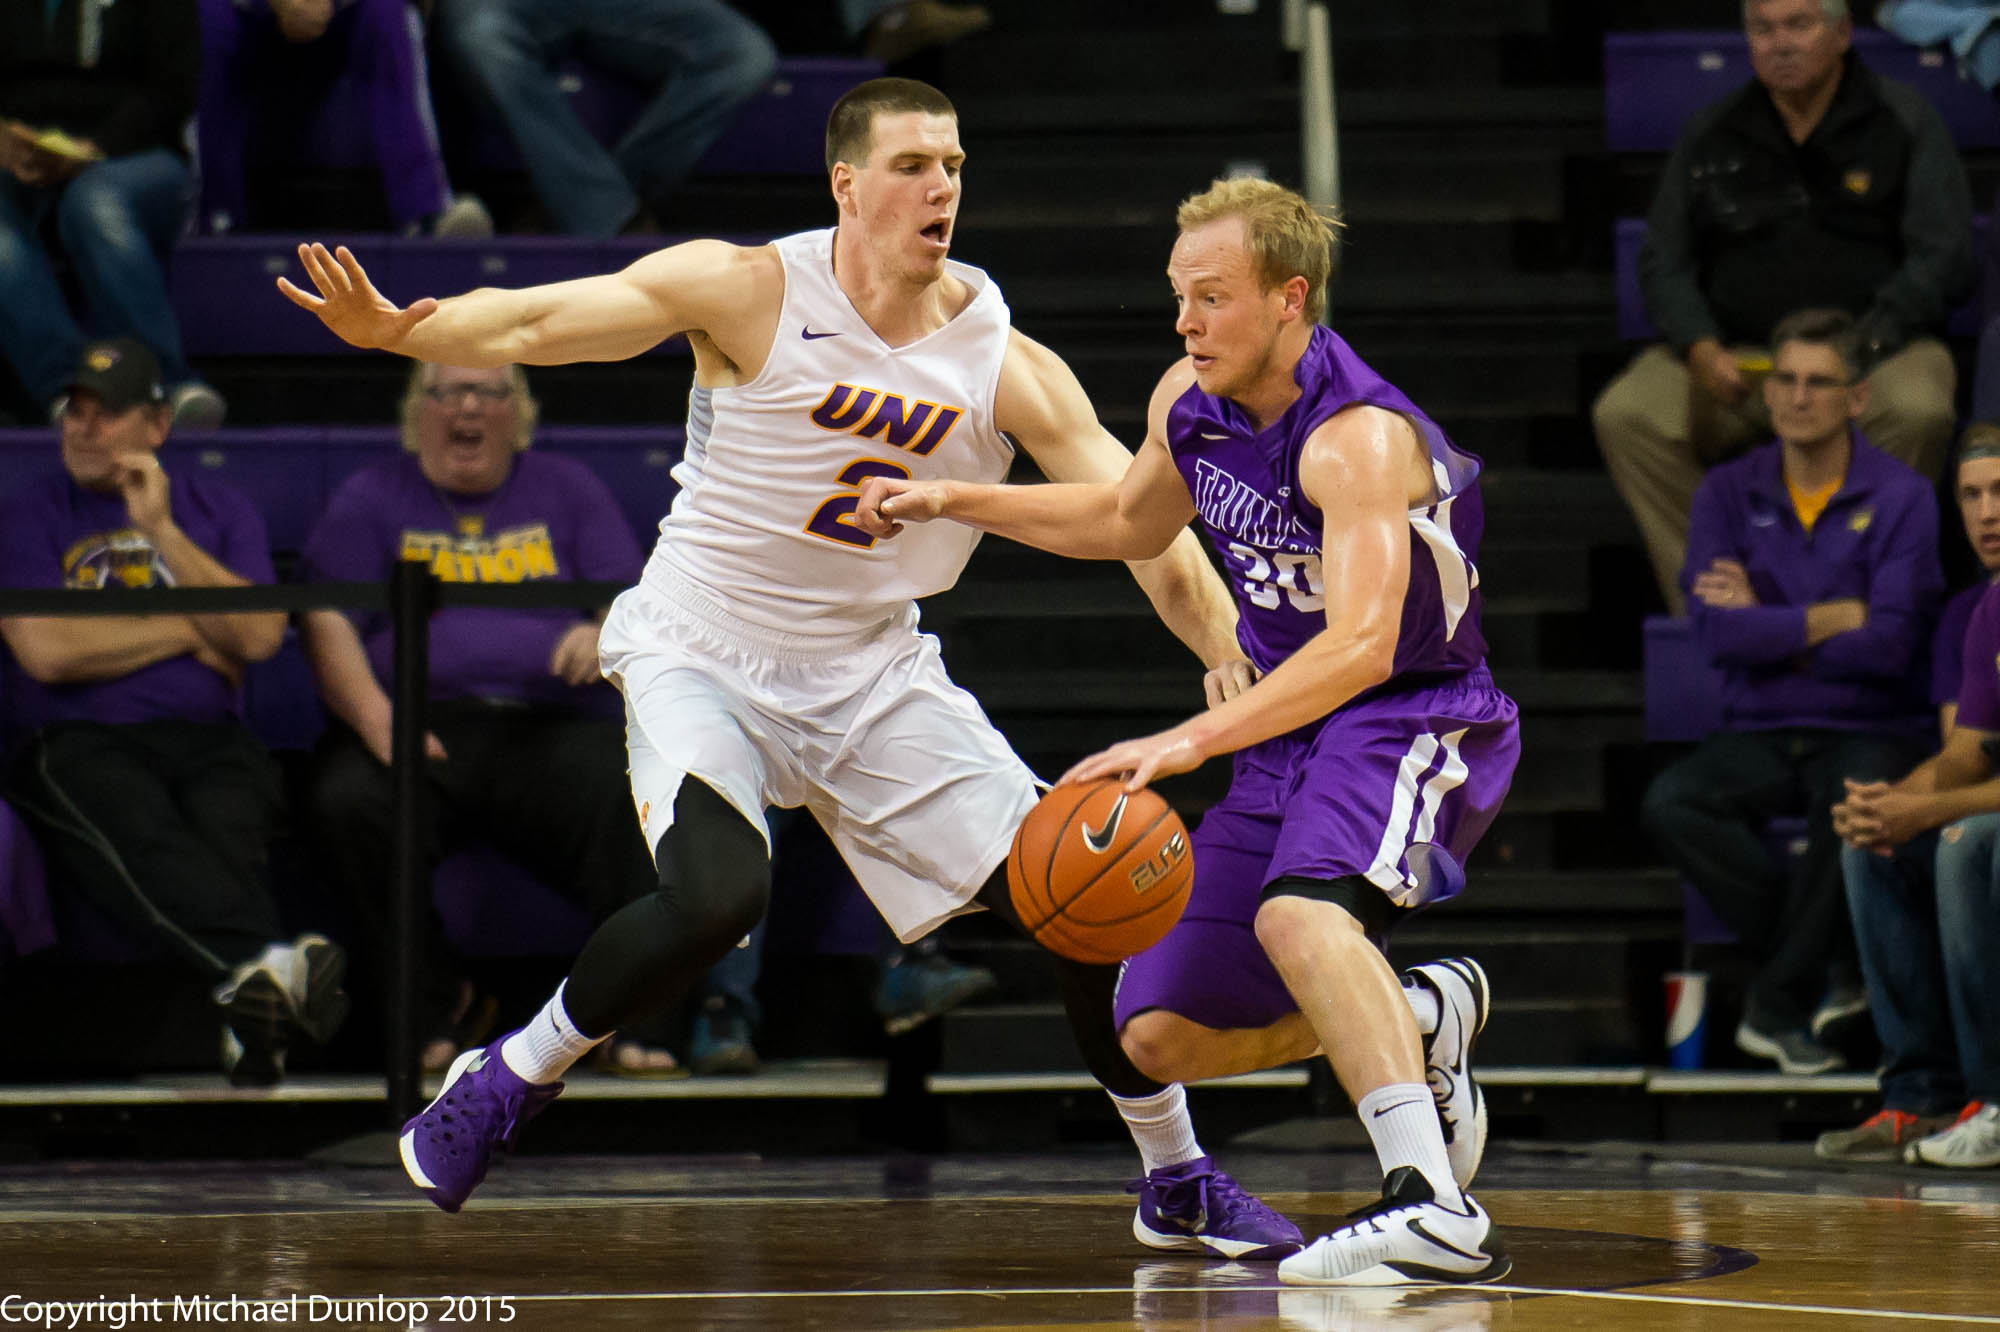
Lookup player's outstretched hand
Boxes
[276,243,438,351]
[854,476,948,539]
[1060,726,1204,793]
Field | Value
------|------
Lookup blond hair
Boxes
[400,362,539,454]
[1176,177,1341,323]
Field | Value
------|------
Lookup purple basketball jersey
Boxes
[1166,325,1487,684]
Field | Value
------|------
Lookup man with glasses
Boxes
[299,361,682,1075]
[1593,0,1972,613]
[1641,308,1942,1074]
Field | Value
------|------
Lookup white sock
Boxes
[1110,1083,1204,1174]
[1402,975,1439,1036]
[1357,1082,1462,1208]
[499,982,606,1084]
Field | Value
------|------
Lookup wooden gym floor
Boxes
[0,1144,1995,1330]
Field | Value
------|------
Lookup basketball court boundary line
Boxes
[353,1284,2000,1323]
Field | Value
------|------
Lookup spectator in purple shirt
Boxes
[299,361,675,1073]
[0,338,348,1086]
[1820,424,2000,1168]
[1641,308,1942,1076]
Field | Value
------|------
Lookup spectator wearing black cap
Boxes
[0,0,226,428]
[0,337,346,1085]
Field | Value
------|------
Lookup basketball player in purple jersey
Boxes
[858,177,1518,1286]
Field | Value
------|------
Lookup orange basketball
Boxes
[1007,779,1194,965]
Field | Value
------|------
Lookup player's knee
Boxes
[1118,1010,1192,1084]
[1252,887,1366,970]
[653,781,770,950]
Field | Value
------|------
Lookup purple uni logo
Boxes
[810,383,964,456]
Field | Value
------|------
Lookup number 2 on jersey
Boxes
[805,458,912,548]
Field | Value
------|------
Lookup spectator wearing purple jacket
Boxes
[0,338,347,1086]
[1641,308,1942,1075]
[298,361,676,1074]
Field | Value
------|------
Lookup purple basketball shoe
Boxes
[399,1038,563,1213]
[1128,1154,1303,1260]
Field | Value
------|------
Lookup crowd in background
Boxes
[0,0,1994,1168]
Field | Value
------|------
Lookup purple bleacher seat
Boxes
[319,425,403,498]
[170,428,329,554]
[1606,28,2000,153]
[1643,614,1728,743]
[263,54,878,177]
[1614,214,1985,343]
[0,799,56,962]
[433,845,591,958]
[537,426,685,547]
[446,56,880,177]
[170,236,381,356]
[243,631,327,753]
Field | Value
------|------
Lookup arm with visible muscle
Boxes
[278,239,779,369]
[1063,405,1418,788]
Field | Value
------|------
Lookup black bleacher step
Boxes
[1481,469,1640,545]
[1491,668,1644,712]
[1441,866,1682,913]
[1479,542,1592,605]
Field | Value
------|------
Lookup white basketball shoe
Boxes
[1278,1167,1510,1288]
[1405,957,1490,1189]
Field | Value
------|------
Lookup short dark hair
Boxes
[1768,307,1864,381]
[825,77,956,172]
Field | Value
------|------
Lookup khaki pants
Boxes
[1591,339,1956,614]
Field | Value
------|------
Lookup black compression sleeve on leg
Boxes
[974,867,1164,1099]
[562,780,770,1036]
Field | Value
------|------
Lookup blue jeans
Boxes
[701,915,764,1029]
[435,0,777,237]
[0,150,195,407]
[1844,811,2000,1109]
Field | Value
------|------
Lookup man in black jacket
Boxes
[0,0,225,428]
[1593,0,1973,613]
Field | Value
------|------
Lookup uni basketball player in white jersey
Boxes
[278,77,1314,1256]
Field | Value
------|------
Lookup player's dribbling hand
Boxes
[1060,726,1204,793]
[276,243,438,351]
[1204,658,1257,707]
[854,476,947,538]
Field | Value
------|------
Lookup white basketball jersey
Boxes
[640,228,1016,637]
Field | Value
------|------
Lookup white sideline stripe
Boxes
[317,1285,2000,1323]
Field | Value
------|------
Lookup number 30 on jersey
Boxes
[1226,542,1325,611]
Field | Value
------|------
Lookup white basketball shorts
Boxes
[598,571,1039,943]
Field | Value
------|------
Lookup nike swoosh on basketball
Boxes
[1082,793,1130,853]
[801,326,840,340]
